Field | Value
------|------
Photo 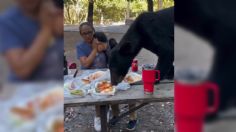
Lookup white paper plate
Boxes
[91,81,116,96]
[124,72,142,84]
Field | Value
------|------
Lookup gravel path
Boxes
[65,103,174,132]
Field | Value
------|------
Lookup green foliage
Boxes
[94,0,127,24]
[64,0,88,24]
[64,0,174,25]
[153,0,174,11]
[130,0,147,18]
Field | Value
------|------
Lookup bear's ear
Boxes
[118,42,134,56]
[109,38,118,49]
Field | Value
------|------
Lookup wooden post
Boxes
[147,0,153,12]
[87,0,94,26]
[100,105,108,132]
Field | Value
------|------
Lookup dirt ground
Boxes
[64,25,174,132]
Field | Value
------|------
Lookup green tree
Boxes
[94,0,127,24]
[64,0,88,24]
[64,0,174,25]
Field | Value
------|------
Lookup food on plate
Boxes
[46,116,64,132]
[82,71,105,84]
[124,75,134,83]
[51,119,64,132]
[95,81,114,93]
[9,87,63,128]
[10,100,36,121]
[70,90,84,96]
[39,89,63,111]
[40,96,55,111]
[69,82,76,90]
[124,73,142,84]
[70,79,88,90]
[81,79,90,84]
[11,103,35,120]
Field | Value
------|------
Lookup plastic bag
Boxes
[116,82,131,91]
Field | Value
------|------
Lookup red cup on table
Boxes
[142,68,160,94]
[175,79,219,132]
[131,59,138,72]
[68,62,77,69]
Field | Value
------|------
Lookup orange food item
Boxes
[84,71,105,83]
[124,75,134,83]
[39,90,63,111]
[81,79,90,84]
[11,106,35,120]
[96,81,113,93]
[52,119,64,132]
[40,96,54,111]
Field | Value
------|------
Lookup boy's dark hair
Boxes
[94,32,108,43]
[79,22,95,34]
[93,32,109,66]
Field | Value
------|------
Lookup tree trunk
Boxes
[87,0,94,26]
[147,0,153,12]
[66,6,71,24]
[126,0,131,19]
[158,0,163,10]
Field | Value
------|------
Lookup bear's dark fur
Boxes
[109,7,174,85]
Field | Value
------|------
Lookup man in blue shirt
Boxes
[76,40,107,69]
[0,0,63,81]
[76,23,108,69]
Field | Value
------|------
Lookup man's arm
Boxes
[4,28,52,79]
[80,49,97,68]
[78,38,99,68]
[3,1,58,79]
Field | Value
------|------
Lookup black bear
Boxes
[109,7,174,85]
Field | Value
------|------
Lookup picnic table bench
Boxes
[64,69,174,131]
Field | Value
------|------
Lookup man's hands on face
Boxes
[39,0,63,37]
[39,1,56,30]
[92,38,98,51]
[92,38,107,53]
[92,38,107,52]
[97,44,107,52]
[52,10,64,36]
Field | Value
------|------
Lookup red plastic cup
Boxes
[175,80,219,132]
[68,62,77,69]
[131,59,138,72]
[142,69,160,94]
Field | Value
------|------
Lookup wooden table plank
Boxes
[64,83,174,107]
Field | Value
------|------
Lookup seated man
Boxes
[0,0,63,81]
[76,26,108,131]
[76,23,108,69]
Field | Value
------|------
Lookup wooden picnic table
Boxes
[65,83,173,106]
[64,69,174,132]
